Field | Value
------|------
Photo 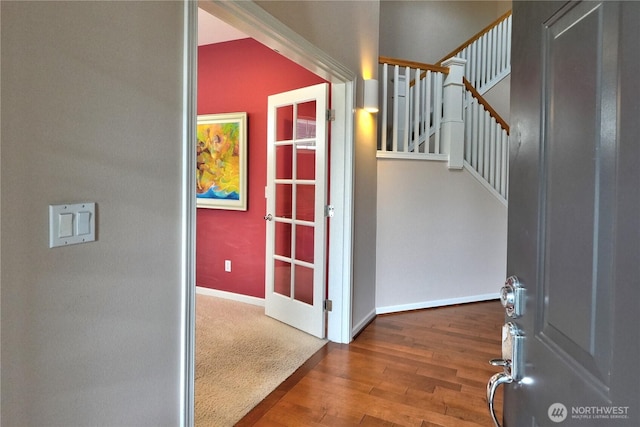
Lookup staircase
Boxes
[377,11,511,205]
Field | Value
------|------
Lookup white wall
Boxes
[256,0,381,335]
[376,160,507,312]
[484,74,511,122]
[1,2,185,424]
[379,0,511,64]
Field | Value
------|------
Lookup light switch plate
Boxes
[49,203,96,248]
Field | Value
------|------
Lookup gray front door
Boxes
[492,1,640,426]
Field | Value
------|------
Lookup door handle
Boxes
[487,371,512,427]
[264,214,273,221]
[486,322,524,427]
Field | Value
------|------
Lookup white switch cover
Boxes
[49,203,96,248]
[58,213,74,238]
[77,211,91,235]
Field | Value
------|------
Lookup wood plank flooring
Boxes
[238,300,504,427]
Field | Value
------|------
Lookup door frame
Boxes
[197,0,355,343]
[180,0,356,425]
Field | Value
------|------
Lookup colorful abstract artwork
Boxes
[196,113,247,210]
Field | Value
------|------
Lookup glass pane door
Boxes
[265,83,328,338]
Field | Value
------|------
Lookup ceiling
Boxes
[198,8,249,46]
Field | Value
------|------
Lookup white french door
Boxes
[264,83,329,338]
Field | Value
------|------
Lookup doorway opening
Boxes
[181,1,356,425]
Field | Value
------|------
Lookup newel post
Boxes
[441,57,467,169]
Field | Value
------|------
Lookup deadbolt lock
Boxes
[500,276,525,318]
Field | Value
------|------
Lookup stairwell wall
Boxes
[379,0,511,64]
[375,160,507,312]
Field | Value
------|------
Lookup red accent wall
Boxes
[197,38,327,298]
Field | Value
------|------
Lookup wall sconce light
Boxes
[362,79,379,113]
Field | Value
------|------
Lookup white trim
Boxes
[376,152,449,161]
[463,162,508,207]
[199,1,355,84]
[328,81,355,344]
[351,308,376,338]
[196,286,265,307]
[180,1,198,425]
[376,293,500,315]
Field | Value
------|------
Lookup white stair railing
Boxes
[377,11,511,204]
[378,58,447,159]
[377,57,510,203]
[438,11,512,96]
[463,79,509,203]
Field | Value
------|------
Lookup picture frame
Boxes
[196,112,248,210]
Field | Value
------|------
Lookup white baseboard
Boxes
[196,286,265,307]
[351,308,377,338]
[376,293,500,315]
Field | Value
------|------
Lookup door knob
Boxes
[264,214,273,221]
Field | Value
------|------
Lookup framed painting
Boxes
[196,112,248,210]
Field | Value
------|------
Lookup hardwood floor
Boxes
[238,300,505,427]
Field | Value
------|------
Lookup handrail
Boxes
[464,77,509,135]
[379,56,449,74]
[437,10,512,65]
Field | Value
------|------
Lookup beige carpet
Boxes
[195,294,327,426]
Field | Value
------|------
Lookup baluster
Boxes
[425,71,432,153]
[403,66,410,152]
[483,33,489,89]
[485,33,491,89]
[495,24,501,78]
[477,103,484,174]
[484,113,491,180]
[482,34,491,88]
[478,35,484,91]
[500,20,507,73]
[467,42,478,87]
[489,29,498,81]
[503,20,508,72]
[419,72,424,150]
[489,119,496,187]
[497,22,502,76]
[419,73,424,145]
[501,130,508,198]
[381,63,388,151]
[472,101,477,165]
[464,92,473,165]
[414,68,421,153]
[434,72,442,154]
[476,36,487,92]
[392,65,399,153]
[495,123,502,193]
[461,47,469,82]
[506,16,512,71]
[476,39,482,89]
